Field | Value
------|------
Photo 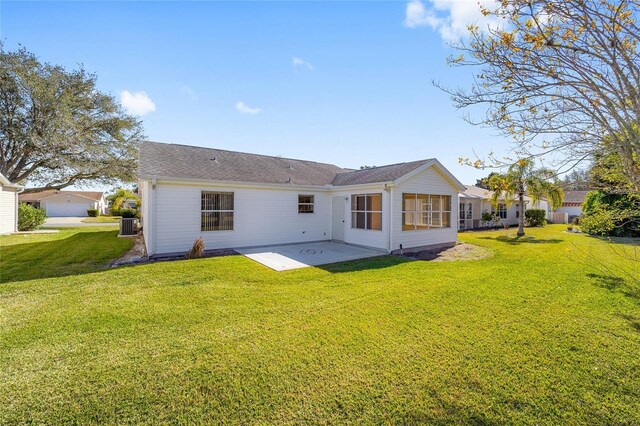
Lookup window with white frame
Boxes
[492,203,507,219]
[298,195,314,213]
[351,193,382,230]
[402,193,451,230]
[201,192,234,231]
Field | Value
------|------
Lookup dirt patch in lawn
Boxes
[111,234,147,266]
[405,242,492,262]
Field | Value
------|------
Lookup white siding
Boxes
[392,166,459,251]
[152,183,331,255]
[557,205,582,217]
[330,187,389,250]
[0,186,18,234]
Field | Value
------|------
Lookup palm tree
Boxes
[488,159,564,237]
[107,188,140,212]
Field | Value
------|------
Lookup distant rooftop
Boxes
[19,190,104,202]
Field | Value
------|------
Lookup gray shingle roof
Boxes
[139,141,349,186]
[563,190,589,204]
[460,185,533,201]
[19,190,104,202]
[139,141,434,187]
[331,160,433,186]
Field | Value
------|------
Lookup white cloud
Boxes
[235,101,261,114]
[120,90,156,115]
[180,85,198,101]
[292,56,314,71]
[403,0,502,43]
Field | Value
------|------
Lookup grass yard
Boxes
[0,225,639,424]
[81,215,121,223]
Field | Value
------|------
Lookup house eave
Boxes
[138,174,396,192]
[138,175,335,191]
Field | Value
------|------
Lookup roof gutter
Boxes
[138,175,396,192]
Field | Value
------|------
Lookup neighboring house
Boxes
[458,185,551,230]
[122,198,139,209]
[556,190,589,219]
[19,190,107,217]
[138,141,465,257]
[0,173,24,234]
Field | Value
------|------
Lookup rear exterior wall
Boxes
[148,182,331,255]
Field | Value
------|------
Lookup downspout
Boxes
[151,178,157,256]
[15,186,24,233]
[385,183,393,253]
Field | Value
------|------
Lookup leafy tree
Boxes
[581,150,640,236]
[590,149,637,193]
[0,45,143,193]
[475,172,500,189]
[441,0,640,191]
[488,159,564,236]
[560,168,591,191]
[107,187,139,211]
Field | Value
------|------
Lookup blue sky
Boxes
[1,0,512,187]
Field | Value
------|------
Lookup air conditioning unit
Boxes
[120,218,138,236]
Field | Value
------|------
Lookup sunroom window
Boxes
[351,193,382,230]
[402,193,451,230]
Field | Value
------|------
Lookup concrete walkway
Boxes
[236,241,386,271]
[42,217,118,227]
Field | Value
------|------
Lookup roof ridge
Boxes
[142,140,348,169]
[335,158,434,175]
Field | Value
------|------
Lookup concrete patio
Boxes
[236,241,386,271]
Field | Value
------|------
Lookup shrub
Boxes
[87,208,99,217]
[579,208,617,236]
[18,204,46,231]
[581,190,639,237]
[110,207,121,217]
[120,208,137,218]
[481,210,499,226]
[187,237,205,259]
[525,209,546,227]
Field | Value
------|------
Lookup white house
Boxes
[458,185,551,230]
[19,190,107,217]
[0,173,23,234]
[555,190,589,220]
[138,141,466,257]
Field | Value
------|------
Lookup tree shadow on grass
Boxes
[586,234,640,246]
[478,235,562,245]
[315,255,412,274]
[587,273,640,303]
[619,314,640,333]
[0,230,132,284]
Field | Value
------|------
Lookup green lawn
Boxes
[1,226,639,424]
[81,215,121,223]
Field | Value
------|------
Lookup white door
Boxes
[331,196,345,241]
[46,201,91,217]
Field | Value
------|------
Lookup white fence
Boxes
[549,212,568,224]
